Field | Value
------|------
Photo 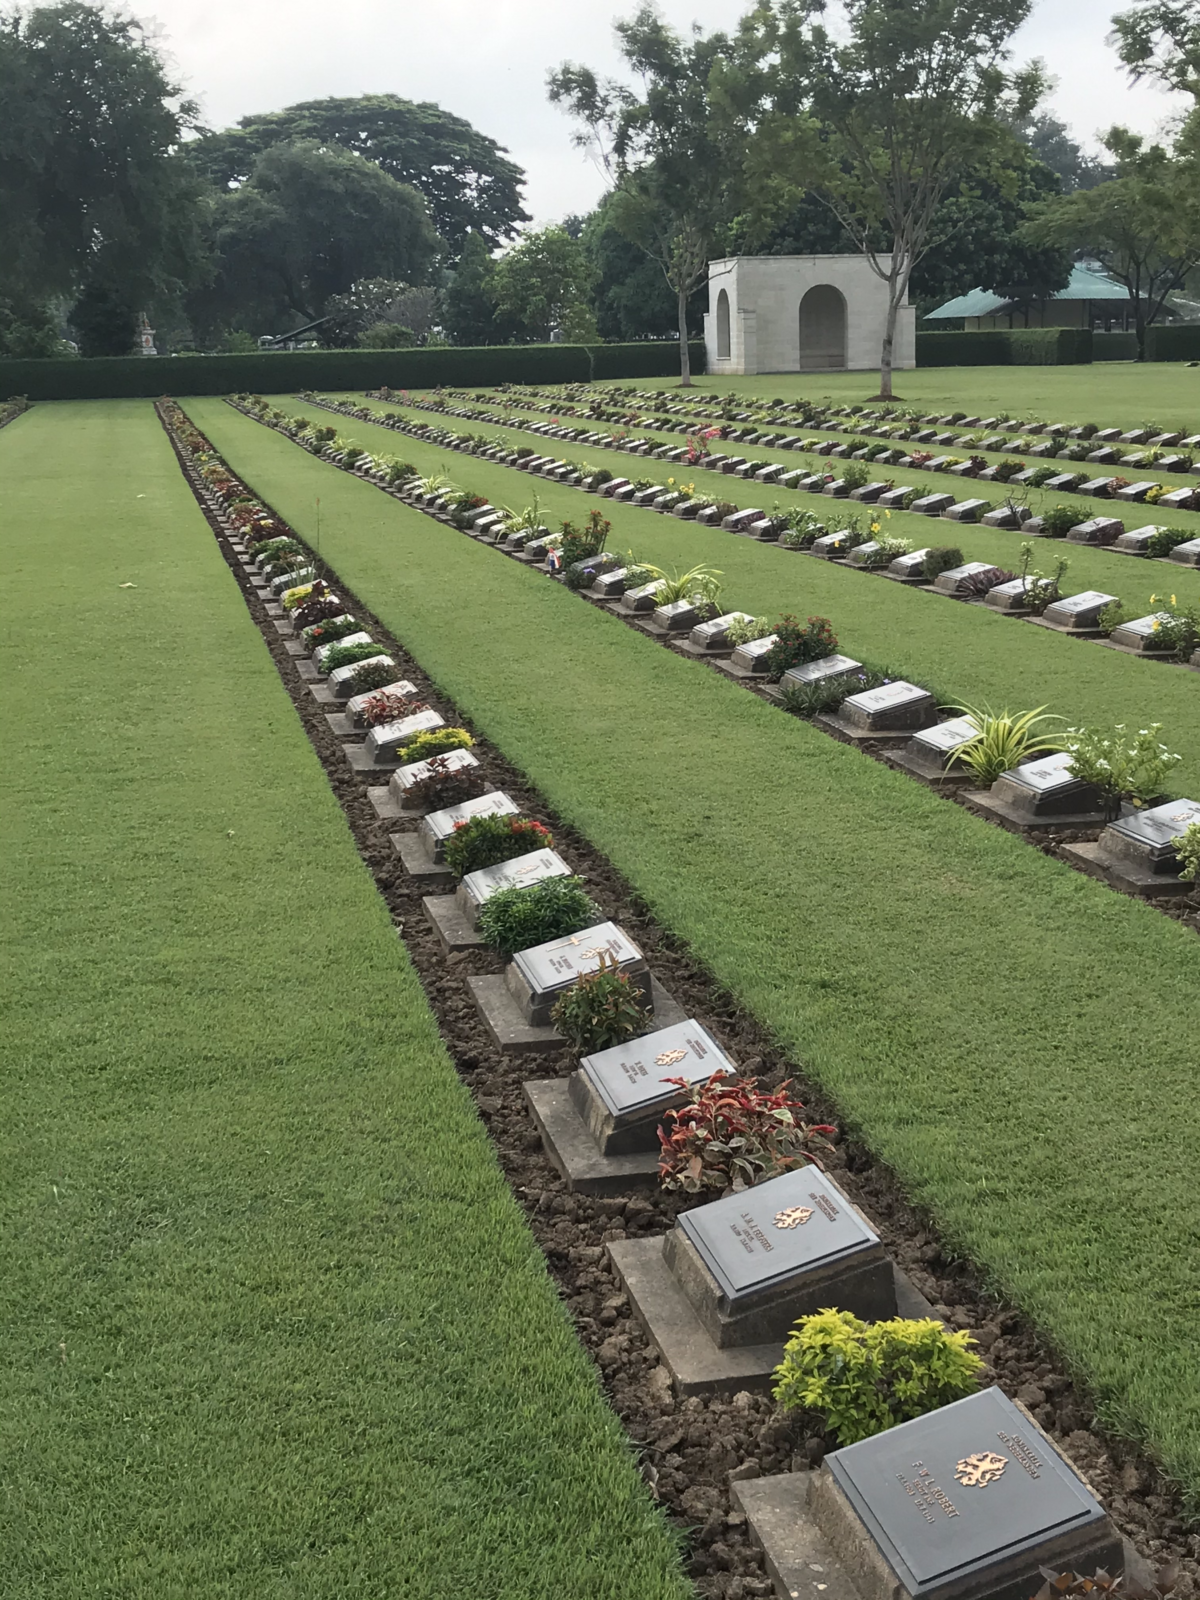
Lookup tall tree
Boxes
[549,8,741,386]
[1023,127,1200,356]
[746,0,1040,397]
[189,95,528,256]
[1112,0,1200,96]
[490,226,596,342]
[0,1,206,333]
[191,140,439,339]
[578,198,704,341]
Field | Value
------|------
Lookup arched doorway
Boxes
[716,289,731,360]
[799,285,846,370]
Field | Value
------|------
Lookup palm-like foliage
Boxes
[950,704,1065,785]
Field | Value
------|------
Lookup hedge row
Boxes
[1145,324,1200,362]
[0,340,707,400]
[916,327,1094,366]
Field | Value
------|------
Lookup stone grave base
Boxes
[343,743,404,773]
[264,603,284,617]
[296,660,319,682]
[963,790,1108,834]
[367,785,402,821]
[711,658,772,683]
[306,682,335,706]
[1099,639,1177,661]
[468,972,686,1056]
[522,1080,661,1195]
[813,713,920,745]
[1061,840,1193,898]
[392,837,456,893]
[1025,616,1104,638]
[324,712,354,737]
[883,747,975,789]
[422,893,483,951]
[731,1473,867,1600]
[284,640,307,658]
[670,638,735,659]
[609,1238,932,1397]
[271,618,294,636]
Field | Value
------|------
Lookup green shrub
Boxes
[1064,723,1183,810]
[921,547,964,581]
[443,814,553,878]
[725,615,772,647]
[301,615,359,648]
[1039,504,1079,538]
[840,460,870,491]
[549,955,651,1052]
[772,1310,985,1446]
[398,727,474,766]
[1177,821,1200,882]
[345,658,399,696]
[761,615,838,678]
[318,640,382,676]
[1147,527,1193,559]
[476,876,602,958]
[777,666,887,719]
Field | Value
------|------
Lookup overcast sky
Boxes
[147,0,1186,227]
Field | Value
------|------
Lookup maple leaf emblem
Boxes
[655,1048,688,1066]
[954,1451,1008,1488]
[773,1206,815,1229]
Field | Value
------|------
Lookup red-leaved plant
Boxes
[358,691,428,729]
[658,1073,837,1195]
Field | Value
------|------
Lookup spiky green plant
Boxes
[950,705,1065,785]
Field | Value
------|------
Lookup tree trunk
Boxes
[677,285,692,387]
[1135,303,1146,362]
[879,285,901,400]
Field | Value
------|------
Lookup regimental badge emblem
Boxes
[655,1048,688,1067]
[954,1451,1008,1488]
[773,1206,814,1229]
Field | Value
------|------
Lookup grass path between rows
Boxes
[186,395,1200,1499]
[343,387,1200,610]
[0,399,690,1600]
[277,393,1200,792]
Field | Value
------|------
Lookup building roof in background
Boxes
[925,262,1130,320]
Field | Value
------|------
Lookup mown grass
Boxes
[341,388,1200,613]
[0,400,690,1600]
[188,395,1200,1500]
[621,363,1200,435]
[267,393,1200,793]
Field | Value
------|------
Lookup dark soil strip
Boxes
[157,402,1200,1593]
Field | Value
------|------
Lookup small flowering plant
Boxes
[658,1073,837,1195]
[1146,595,1200,661]
[1064,723,1183,812]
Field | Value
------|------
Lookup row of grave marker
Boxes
[300,395,1200,670]
[177,401,1134,1600]
[343,390,1200,563]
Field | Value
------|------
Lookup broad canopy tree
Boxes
[190,140,440,339]
[190,95,528,256]
[0,0,206,352]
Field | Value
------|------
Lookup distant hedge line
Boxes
[916,327,1094,366]
[1144,324,1200,362]
[0,340,708,400]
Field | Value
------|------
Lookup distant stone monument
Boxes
[136,312,157,357]
[703,255,915,375]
